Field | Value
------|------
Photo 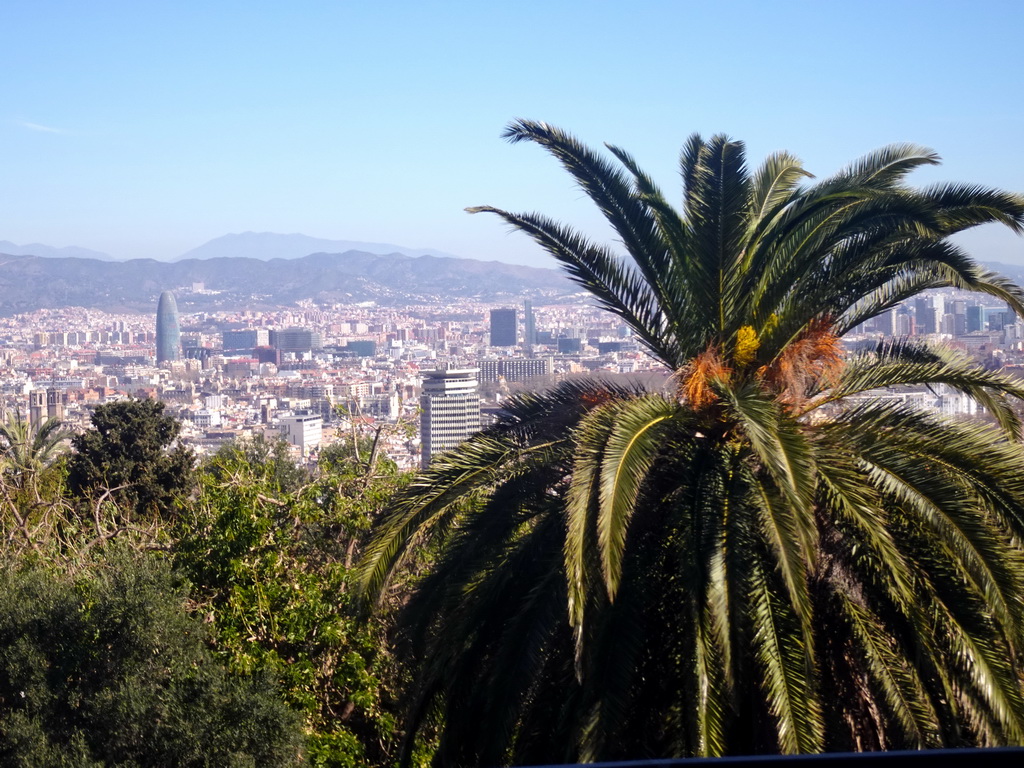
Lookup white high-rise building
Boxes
[420,368,480,469]
[276,412,323,456]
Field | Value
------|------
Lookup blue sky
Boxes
[2,0,1023,267]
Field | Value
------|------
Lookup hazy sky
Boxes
[3,0,1023,268]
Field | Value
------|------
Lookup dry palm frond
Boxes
[580,389,617,409]
[679,346,732,409]
[760,318,845,406]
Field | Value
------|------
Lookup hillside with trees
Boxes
[0,400,410,767]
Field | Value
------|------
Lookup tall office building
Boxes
[272,327,323,353]
[523,299,537,346]
[222,328,270,351]
[913,297,936,335]
[155,291,182,364]
[880,307,898,337]
[489,308,517,346]
[966,305,985,333]
[420,369,480,469]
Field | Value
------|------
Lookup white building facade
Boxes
[276,411,323,456]
[420,368,481,469]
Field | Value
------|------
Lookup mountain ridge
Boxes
[0,240,117,261]
[0,249,572,315]
[0,232,472,263]
[174,232,464,261]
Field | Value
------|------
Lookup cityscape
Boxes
[6,2,1024,764]
[2,277,1020,472]
[2,281,661,470]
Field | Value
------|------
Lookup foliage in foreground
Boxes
[0,412,70,493]
[360,122,1024,764]
[0,549,303,767]
[0,409,411,767]
[173,440,410,767]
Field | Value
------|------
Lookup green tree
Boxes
[359,122,1024,763]
[208,431,310,494]
[175,441,409,767]
[66,398,195,521]
[0,548,303,767]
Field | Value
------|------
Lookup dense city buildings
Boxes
[1,285,1019,471]
[155,291,181,364]
[0,294,654,468]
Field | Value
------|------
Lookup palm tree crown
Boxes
[360,121,1024,764]
[0,410,70,491]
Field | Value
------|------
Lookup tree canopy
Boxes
[174,430,411,767]
[66,398,195,520]
[0,549,303,767]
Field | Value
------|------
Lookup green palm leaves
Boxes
[0,411,70,491]
[361,122,1024,763]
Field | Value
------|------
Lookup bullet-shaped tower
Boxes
[155,291,181,364]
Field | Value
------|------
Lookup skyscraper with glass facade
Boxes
[489,308,517,346]
[523,299,536,346]
[155,291,181,364]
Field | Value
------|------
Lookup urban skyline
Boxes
[0,281,1017,472]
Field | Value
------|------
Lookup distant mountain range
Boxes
[0,249,574,315]
[2,232,1022,317]
[0,232,466,263]
[978,262,1024,290]
[175,232,462,261]
[0,240,118,262]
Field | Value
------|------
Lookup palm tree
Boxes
[359,121,1024,764]
[0,410,70,492]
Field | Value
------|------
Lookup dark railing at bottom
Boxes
[527,748,1024,768]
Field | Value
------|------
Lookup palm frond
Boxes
[565,403,613,630]
[812,338,1024,435]
[748,548,824,753]
[722,383,817,539]
[839,409,1024,639]
[683,135,751,336]
[836,593,942,747]
[466,205,680,365]
[922,182,1024,235]
[355,432,561,608]
[596,395,676,597]
[825,144,940,190]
